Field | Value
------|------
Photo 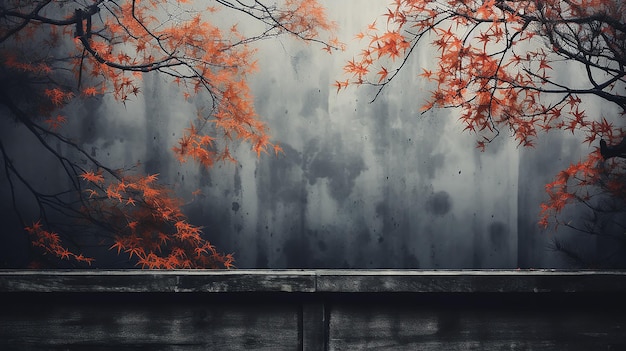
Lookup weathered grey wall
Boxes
[1,2,621,269]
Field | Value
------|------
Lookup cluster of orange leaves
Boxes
[3,53,73,130]
[539,133,626,229]
[5,0,298,164]
[342,0,625,229]
[84,0,321,165]
[77,170,234,268]
[25,220,95,266]
[278,0,336,40]
[2,0,335,268]
[3,0,336,163]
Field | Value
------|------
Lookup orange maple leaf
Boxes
[368,20,377,31]
[80,170,105,184]
[44,115,67,131]
[539,58,552,70]
[377,67,389,83]
[82,86,99,97]
[110,240,125,255]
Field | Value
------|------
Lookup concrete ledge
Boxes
[2,270,626,350]
[1,269,626,293]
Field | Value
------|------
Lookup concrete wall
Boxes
[4,2,624,271]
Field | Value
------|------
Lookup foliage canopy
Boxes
[0,0,336,268]
[341,0,625,264]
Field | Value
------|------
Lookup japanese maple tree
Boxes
[0,0,337,268]
[342,0,625,265]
